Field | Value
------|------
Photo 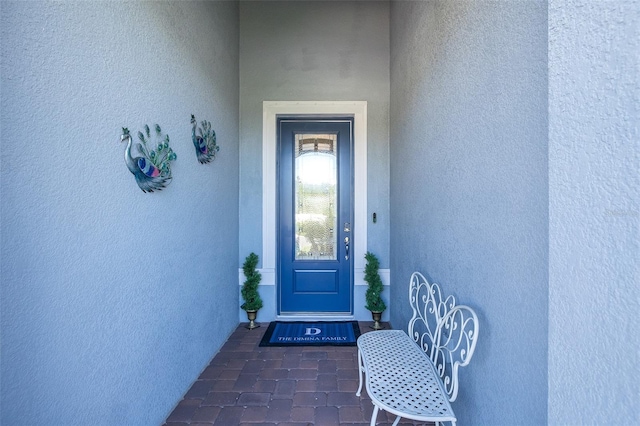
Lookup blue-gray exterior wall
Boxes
[239,1,390,320]
[0,2,239,424]
[548,1,640,424]
[2,1,638,424]
[390,1,548,424]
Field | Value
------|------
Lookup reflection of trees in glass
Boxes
[296,181,336,259]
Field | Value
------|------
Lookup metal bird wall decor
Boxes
[120,125,177,192]
[191,114,219,164]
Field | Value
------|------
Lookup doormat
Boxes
[259,321,361,347]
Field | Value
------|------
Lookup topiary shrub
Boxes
[364,251,386,312]
[241,252,263,311]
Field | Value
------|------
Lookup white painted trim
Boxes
[355,268,390,287]
[239,268,390,288]
[239,268,276,286]
[276,315,356,321]
[262,101,368,311]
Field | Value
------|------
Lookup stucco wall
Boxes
[548,1,640,424]
[389,1,548,424]
[0,2,239,424]
[239,1,390,319]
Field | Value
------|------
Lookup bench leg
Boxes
[356,349,364,397]
[391,415,402,426]
[369,405,379,426]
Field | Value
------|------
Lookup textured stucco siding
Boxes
[390,1,548,424]
[239,1,390,319]
[2,1,638,424]
[0,2,239,424]
[548,1,640,424]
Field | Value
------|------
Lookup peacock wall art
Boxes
[191,114,219,164]
[120,124,177,193]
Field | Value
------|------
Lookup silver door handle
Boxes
[344,236,350,260]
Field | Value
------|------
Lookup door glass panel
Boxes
[295,134,337,260]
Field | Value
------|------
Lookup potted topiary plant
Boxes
[364,251,386,330]
[241,252,263,329]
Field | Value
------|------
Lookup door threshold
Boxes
[276,314,355,322]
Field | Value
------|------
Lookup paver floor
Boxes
[165,322,434,426]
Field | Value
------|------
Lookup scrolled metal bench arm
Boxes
[408,272,479,402]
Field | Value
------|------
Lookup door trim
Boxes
[262,102,367,315]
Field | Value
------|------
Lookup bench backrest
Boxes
[407,271,479,402]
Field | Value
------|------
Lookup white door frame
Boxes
[262,101,368,317]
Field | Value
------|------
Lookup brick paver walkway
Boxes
[165,322,432,425]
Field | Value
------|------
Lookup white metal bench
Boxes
[356,272,479,426]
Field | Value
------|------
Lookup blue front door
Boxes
[278,118,353,314]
